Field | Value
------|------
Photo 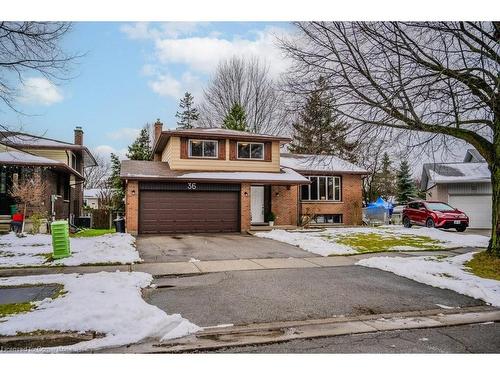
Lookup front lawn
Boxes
[0,272,200,352]
[333,232,444,253]
[0,232,140,268]
[357,252,500,307]
[465,252,500,281]
[254,226,490,256]
[71,228,116,238]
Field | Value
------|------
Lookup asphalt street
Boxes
[208,322,500,353]
[145,265,484,327]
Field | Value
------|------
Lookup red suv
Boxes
[402,200,469,232]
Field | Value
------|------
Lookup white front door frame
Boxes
[250,185,265,223]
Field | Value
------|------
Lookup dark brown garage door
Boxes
[139,190,239,234]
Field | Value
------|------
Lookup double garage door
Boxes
[139,182,240,234]
[448,194,492,229]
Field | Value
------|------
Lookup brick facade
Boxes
[125,180,139,235]
[300,174,363,225]
[271,185,299,226]
[240,183,251,232]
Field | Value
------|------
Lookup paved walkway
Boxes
[0,248,475,278]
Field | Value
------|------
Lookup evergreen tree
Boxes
[396,159,417,204]
[126,126,152,160]
[288,77,357,161]
[109,153,124,211]
[223,103,248,131]
[175,92,199,129]
[372,152,396,200]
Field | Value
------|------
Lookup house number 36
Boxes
[187,183,197,190]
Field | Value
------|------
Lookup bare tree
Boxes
[281,22,500,256]
[10,170,48,233]
[200,56,285,134]
[0,22,76,112]
[84,154,111,189]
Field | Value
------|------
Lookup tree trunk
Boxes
[488,142,500,257]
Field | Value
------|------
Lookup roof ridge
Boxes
[1,130,74,146]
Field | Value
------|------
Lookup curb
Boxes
[100,305,500,353]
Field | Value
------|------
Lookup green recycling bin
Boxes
[51,220,71,259]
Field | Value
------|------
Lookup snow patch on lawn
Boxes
[0,271,200,351]
[379,226,489,248]
[357,252,500,307]
[255,229,356,256]
[0,233,141,268]
[254,226,489,256]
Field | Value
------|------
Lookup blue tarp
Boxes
[366,197,394,215]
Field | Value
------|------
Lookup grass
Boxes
[465,251,500,281]
[0,302,34,318]
[331,232,445,253]
[71,228,115,238]
[0,283,65,319]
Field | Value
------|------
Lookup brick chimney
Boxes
[74,126,84,145]
[154,119,163,143]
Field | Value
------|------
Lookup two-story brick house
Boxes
[0,127,96,222]
[120,121,367,235]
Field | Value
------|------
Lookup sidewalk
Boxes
[0,248,475,278]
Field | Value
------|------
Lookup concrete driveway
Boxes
[136,233,311,263]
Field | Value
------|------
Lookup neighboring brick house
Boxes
[0,128,97,222]
[120,121,367,235]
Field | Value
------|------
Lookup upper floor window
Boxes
[301,176,341,201]
[71,152,78,170]
[237,142,264,160]
[189,139,218,158]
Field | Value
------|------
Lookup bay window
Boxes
[189,139,218,158]
[301,176,341,201]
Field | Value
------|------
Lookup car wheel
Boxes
[403,216,411,228]
[456,226,466,232]
[425,218,435,228]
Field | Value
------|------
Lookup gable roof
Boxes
[421,162,490,190]
[153,127,291,154]
[84,188,112,198]
[120,160,309,184]
[463,148,486,163]
[0,131,97,167]
[280,153,367,174]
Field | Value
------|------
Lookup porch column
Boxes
[125,180,139,235]
[240,183,251,232]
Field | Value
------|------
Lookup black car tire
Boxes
[403,216,412,228]
[456,226,466,232]
[426,218,435,228]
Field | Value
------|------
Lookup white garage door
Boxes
[448,195,492,229]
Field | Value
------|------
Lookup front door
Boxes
[250,186,265,223]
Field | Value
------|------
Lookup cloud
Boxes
[153,27,291,78]
[18,77,64,106]
[121,22,209,40]
[106,128,141,141]
[149,71,203,100]
[93,145,128,161]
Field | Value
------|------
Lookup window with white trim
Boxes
[188,139,218,158]
[237,142,264,160]
[301,176,341,201]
